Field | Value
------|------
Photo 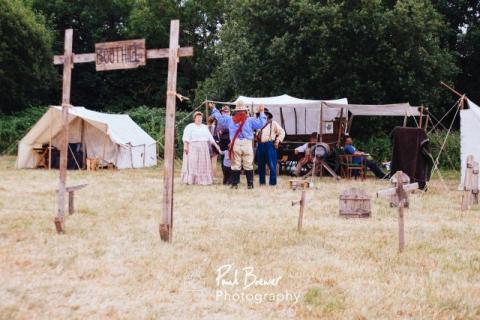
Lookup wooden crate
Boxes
[339,187,371,218]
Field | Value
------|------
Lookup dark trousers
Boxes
[367,160,387,178]
[222,164,232,184]
[256,141,277,185]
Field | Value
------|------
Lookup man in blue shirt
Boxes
[344,136,387,179]
[210,100,267,189]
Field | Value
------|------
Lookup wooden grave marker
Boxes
[53,20,193,237]
[377,171,419,252]
[461,155,479,211]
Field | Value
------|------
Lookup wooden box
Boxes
[339,188,371,218]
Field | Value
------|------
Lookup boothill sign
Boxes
[95,39,146,71]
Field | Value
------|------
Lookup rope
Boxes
[427,111,448,131]
[428,99,459,134]
[428,100,461,191]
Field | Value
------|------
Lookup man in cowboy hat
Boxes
[255,108,285,186]
[209,101,267,189]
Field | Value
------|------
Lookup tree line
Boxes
[1,0,479,119]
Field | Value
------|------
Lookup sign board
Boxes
[324,121,334,134]
[95,39,146,71]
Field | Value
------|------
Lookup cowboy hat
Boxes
[256,107,272,118]
[233,100,249,113]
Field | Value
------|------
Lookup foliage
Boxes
[196,0,458,113]
[125,105,191,157]
[0,0,55,113]
[0,106,47,154]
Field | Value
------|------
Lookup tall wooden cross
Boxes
[53,20,193,236]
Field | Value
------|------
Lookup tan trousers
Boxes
[231,139,254,170]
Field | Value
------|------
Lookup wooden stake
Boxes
[161,20,180,242]
[440,81,463,98]
[292,190,307,232]
[55,29,73,234]
[398,202,405,252]
[461,155,474,211]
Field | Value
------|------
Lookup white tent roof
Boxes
[232,94,348,135]
[16,106,157,169]
[323,102,421,117]
[460,98,480,188]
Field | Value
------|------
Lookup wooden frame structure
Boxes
[52,20,193,238]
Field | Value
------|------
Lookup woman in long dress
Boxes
[182,112,221,185]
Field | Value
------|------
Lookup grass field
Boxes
[0,155,479,319]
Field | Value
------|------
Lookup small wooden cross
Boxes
[461,155,479,211]
[377,171,419,252]
[52,20,193,236]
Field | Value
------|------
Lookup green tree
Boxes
[197,0,458,119]
[0,0,55,113]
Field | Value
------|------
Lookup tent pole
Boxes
[143,144,146,167]
[347,115,354,135]
[102,132,107,168]
[440,81,463,98]
[403,115,407,127]
[49,107,52,170]
[80,119,86,169]
[419,106,424,128]
[319,102,324,143]
[337,108,344,147]
[205,96,208,119]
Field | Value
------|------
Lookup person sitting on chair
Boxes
[343,136,387,179]
[293,132,325,176]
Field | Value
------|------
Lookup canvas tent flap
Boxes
[460,99,480,189]
[323,102,421,117]
[16,106,157,169]
[231,94,348,135]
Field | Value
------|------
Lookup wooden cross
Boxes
[377,171,419,252]
[52,20,193,235]
[461,155,479,211]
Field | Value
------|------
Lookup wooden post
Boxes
[292,190,307,232]
[160,20,180,242]
[337,108,344,147]
[68,191,74,215]
[55,29,73,234]
[398,201,405,252]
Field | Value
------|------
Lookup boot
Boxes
[231,170,240,189]
[246,170,254,189]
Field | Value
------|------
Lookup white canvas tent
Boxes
[460,99,480,188]
[232,94,348,135]
[16,106,157,169]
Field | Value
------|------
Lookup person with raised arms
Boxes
[209,101,267,189]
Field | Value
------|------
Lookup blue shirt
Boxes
[344,144,363,164]
[212,108,267,141]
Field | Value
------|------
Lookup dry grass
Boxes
[0,155,479,319]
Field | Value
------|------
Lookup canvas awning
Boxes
[322,102,421,117]
[230,94,348,135]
